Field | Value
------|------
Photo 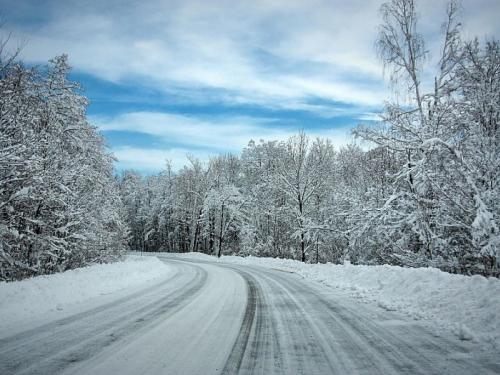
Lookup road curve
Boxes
[218,262,500,374]
[0,255,499,374]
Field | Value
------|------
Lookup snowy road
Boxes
[1,255,499,374]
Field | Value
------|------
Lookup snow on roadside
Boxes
[0,255,172,329]
[177,252,500,349]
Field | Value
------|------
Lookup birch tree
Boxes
[354,0,500,275]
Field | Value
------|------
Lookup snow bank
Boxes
[179,252,500,349]
[0,255,172,329]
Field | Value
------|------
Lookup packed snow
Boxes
[174,252,500,350]
[0,255,173,334]
[2,251,499,352]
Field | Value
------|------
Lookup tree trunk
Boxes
[301,231,305,262]
[191,207,203,252]
[218,204,224,258]
[209,211,215,255]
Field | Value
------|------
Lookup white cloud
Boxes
[3,0,499,175]
[111,147,207,173]
[7,0,497,113]
[92,111,360,151]
[97,111,359,172]
[356,112,383,122]
[2,0,390,110]
[92,112,277,151]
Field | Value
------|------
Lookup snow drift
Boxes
[177,252,500,350]
[2,251,498,351]
[0,255,173,332]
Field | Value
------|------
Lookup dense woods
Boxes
[119,0,500,277]
[0,48,129,281]
[1,0,498,281]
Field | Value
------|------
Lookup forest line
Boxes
[119,0,500,277]
[1,0,499,280]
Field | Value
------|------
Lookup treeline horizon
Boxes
[1,0,499,281]
[119,0,500,277]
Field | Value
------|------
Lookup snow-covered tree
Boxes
[354,0,500,275]
[0,54,128,281]
[116,0,498,277]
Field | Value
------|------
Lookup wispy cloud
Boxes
[94,111,358,171]
[2,0,390,109]
[92,112,281,151]
[111,147,205,173]
[3,0,498,173]
[6,0,496,112]
[5,0,498,104]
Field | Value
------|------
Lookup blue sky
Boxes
[1,0,499,174]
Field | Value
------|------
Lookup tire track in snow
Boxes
[65,257,249,375]
[0,261,207,375]
[222,273,259,373]
[4,255,499,375]
[227,263,500,375]
[235,266,340,374]
[222,267,286,374]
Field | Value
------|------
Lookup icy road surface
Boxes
[1,255,499,374]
